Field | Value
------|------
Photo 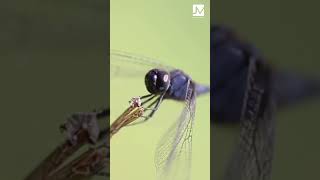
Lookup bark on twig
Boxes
[25,110,109,180]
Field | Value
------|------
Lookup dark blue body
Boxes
[211,25,320,123]
[164,69,209,101]
[211,26,255,123]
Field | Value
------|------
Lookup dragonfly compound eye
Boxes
[145,69,170,94]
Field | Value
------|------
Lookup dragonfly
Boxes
[212,25,320,180]
[111,50,210,180]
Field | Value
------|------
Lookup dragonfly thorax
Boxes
[145,68,170,95]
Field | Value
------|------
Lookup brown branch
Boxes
[48,144,109,180]
[24,129,96,180]
[25,101,144,180]
[24,110,109,180]
[110,106,144,138]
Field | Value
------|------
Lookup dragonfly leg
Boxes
[127,99,158,126]
[144,94,164,119]
[140,93,154,99]
[127,94,164,126]
[141,94,157,106]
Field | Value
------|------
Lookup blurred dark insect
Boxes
[212,25,320,180]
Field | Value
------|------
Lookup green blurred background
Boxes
[110,0,210,180]
[2,0,318,179]
[212,1,320,180]
[0,0,108,179]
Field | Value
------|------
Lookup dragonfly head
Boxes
[145,69,170,94]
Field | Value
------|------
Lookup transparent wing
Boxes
[225,58,275,180]
[110,49,174,78]
[155,82,196,180]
